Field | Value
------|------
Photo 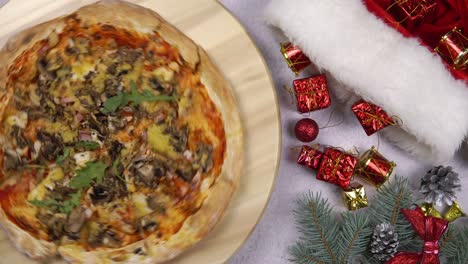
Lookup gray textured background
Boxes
[219,0,468,263]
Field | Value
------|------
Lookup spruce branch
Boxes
[289,243,329,264]
[440,226,468,264]
[367,176,417,248]
[289,193,340,264]
[337,212,373,263]
[440,224,455,251]
[289,176,465,264]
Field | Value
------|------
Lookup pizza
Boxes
[0,1,243,263]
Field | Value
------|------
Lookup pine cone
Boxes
[420,166,461,206]
[370,223,399,262]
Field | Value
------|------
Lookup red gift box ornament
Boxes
[385,207,449,264]
[317,148,357,189]
[280,42,312,75]
[352,100,396,136]
[435,27,468,70]
[293,75,331,113]
[297,145,324,170]
[357,146,396,187]
[387,0,437,31]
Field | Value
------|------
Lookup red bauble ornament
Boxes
[294,118,319,142]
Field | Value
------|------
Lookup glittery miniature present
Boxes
[297,145,324,170]
[342,183,369,211]
[280,42,312,75]
[352,100,395,136]
[293,75,331,113]
[317,148,357,188]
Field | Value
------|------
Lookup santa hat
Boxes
[265,0,468,163]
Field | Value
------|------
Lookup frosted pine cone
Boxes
[420,166,461,206]
[370,223,399,262]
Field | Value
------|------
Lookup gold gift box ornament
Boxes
[342,183,369,211]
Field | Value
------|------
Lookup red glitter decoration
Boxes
[435,27,468,70]
[280,42,312,75]
[297,145,323,170]
[386,207,448,264]
[294,118,319,142]
[357,147,395,187]
[352,100,395,136]
[388,0,437,31]
[293,75,331,113]
[316,148,357,189]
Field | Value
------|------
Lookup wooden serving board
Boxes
[0,1,280,263]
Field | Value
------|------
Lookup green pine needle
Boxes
[440,225,468,264]
[337,212,373,263]
[367,176,418,249]
[440,224,456,254]
[289,176,467,264]
[289,193,340,264]
[289,243,330,264]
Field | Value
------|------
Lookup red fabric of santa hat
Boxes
[265,0,468,163]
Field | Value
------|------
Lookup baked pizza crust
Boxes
[0,178,57,261]
[0,0,243,263]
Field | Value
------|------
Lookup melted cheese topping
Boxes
[132,193,153,218]
[28,167,64,201]
[5,111,28,129]
[147,124,178,159]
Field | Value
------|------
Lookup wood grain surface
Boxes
[0,1,280,263]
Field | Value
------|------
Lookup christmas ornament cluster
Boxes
[281,0,468,212]
[284,45,401,140]
[284,39,467,264]
[273,0,468,263]
[268,0,468,164]
[283,40,467,264]
[289,173,467,264]
[296,145,395,210]
[283,45,398,211]
[384,165,465,264]
[375,165,465,263]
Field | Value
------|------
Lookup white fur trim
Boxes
[265,0,468,163]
